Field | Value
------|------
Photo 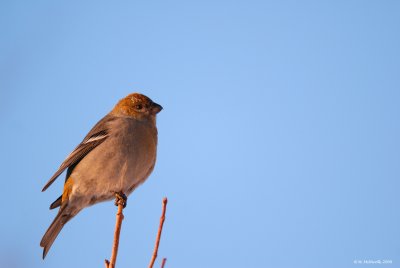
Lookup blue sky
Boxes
[1,1,399,268]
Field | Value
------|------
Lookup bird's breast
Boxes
[71,118,158,200]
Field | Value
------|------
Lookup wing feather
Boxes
[41,114,116,192]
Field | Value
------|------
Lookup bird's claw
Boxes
[114,192,127,208]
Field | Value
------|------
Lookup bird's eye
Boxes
[135,104,143,110]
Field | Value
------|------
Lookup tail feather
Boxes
[49,195,62,210]
[40,208,72,259]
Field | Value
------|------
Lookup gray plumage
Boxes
[41,93,162,259]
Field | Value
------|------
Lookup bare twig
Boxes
[105,198,125,268]
[148,197,168,268]
[160,258,167,268]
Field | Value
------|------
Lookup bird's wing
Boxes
[42,114,116,192]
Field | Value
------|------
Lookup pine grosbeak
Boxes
[40,93,162,258]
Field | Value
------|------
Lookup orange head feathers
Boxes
[111,93,163,120]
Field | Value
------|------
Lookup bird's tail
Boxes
[40,207,73,259]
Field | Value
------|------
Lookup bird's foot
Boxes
[114,192,127,208]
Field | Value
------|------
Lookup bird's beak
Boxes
[151,102,163,114]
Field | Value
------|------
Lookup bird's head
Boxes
[111,93,163,121]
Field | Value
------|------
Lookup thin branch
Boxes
[148,197,168,268]
[160,258,167,268]
[105,197,125,268]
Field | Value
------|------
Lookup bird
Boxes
[40,93,162,259]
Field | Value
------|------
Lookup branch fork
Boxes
[104,195,168,268]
